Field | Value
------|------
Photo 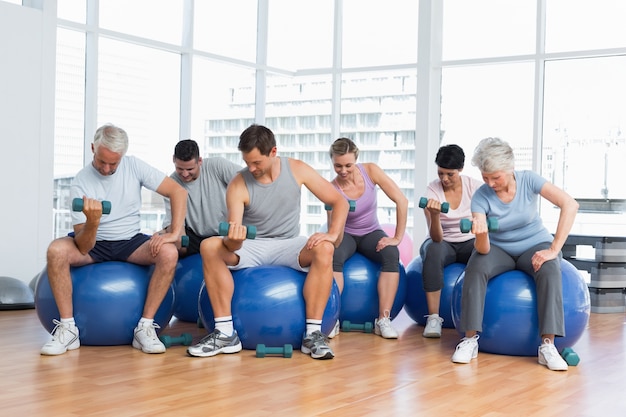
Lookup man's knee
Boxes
[47,237,73,263]
[314,240,335,259]
[155,243,179,267]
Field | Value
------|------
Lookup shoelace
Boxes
[50,319,63,334]
[425,315,443,326]
[540,343,559,359]
[378,317,392,329]
[50,319,73,341]
[458,335,479,349]
[199,329,224,346]
[308,331,329,345]
[141,322,161,340]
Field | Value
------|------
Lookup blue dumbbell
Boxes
[460,218,499,233]
[218,222,256,239]
[419,197,449,213]
[72,198,111,214]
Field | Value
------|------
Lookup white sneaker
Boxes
[328,319,340,339]
[423,314,444,338]
[538,339,568,371]
[132,321,166,354]
[374,315,399,339]
[41,319,80,355]
[451,335,479,363]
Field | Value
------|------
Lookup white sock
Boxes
[214,316,234,336]
[138,317,153,327]
[306,319,322,335]
[60,317,75,326]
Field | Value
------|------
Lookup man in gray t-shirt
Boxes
[162,139,240,257]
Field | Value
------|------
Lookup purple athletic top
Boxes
[333,164,381,236]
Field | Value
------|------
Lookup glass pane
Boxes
[194,0,257,62]
[54,28,86,239]
[98,38,180,175]
[442,0,535,60]
[191,57,256,164]
[55,28,86,178]
[340,70,417,229]
[343,0,418,68]
[267,0,334,70]
[99,0,183,45]
[441,63,535,180]
[265,73,334,231]
[543,56,626,236]
[57,0,86,23]
[546,0,626,53]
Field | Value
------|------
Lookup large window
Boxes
[440,63,535,180]
[542,56,626,235]
[52,1,626,241]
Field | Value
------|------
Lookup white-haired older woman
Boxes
[451,137,579,371]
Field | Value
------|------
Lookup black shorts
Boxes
[68,232,150,262]
[181,226,208,257]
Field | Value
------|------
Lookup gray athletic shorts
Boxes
[230,236,309,272]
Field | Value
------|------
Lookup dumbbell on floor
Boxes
[419,197,449,213]
[341,320,374,333]
[256,343,293,358]
[218,222,257,239]
[459,218,499,233]
[560,347,580,366]
[72,198,111,215]
[325,200,356,212]
[159,333,193,348]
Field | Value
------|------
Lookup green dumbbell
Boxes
[181,235,189,247]
[560,347,580,366]
[72,198,111,215]
[255,344,293,358]
[341,320,374,333]
[419,197,449,213]
[459,218,499,233]
[218,222,257,239]
[325,200,356,212]
[159,333,193,348]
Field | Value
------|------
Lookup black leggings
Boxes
[333,229,399,273]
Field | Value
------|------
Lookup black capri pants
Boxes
[333,229,400,273]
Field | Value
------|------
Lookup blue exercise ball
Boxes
[404,256,464,328]
[451,259,590,356]
[35,262,175,346]
[339,253,407,324]
[172,254,204,322]
[198,265,341,350]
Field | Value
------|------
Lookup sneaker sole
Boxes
[187,343,242,358]
[451,355,476,364]
[451,350,478,364]
[374,329,399,339]
[40,344,80,356]
[132,340,166,354]
[422,331,441,338]
[538,357,568,371]
[300,346,335,359]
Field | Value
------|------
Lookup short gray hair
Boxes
[93,124,129,155]
[471,137,515,173]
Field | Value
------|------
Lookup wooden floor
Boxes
[1,308,625,417]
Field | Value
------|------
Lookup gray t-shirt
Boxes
[163,157,240,237]
[71,155,166,241]
[241,156,301,239]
